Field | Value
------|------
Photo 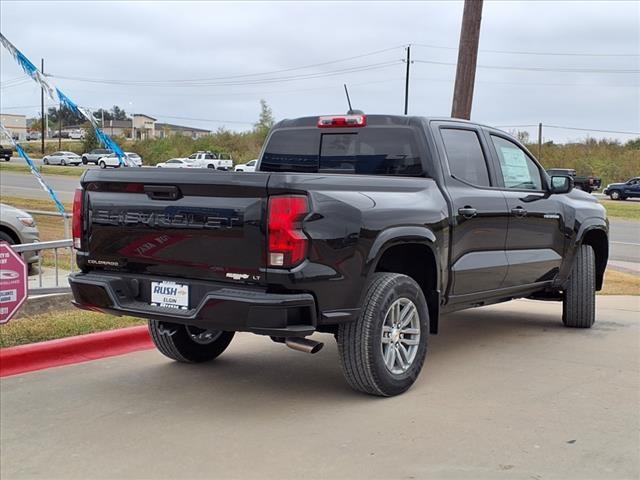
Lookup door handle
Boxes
[511,206,527,217]
[458,207,477,219]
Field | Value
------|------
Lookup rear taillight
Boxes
[318,114,366,128]
[267,195,309,268]
[72,188,83,249]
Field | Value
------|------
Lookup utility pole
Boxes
[537,122,543,160]
[404,45,411,115]
[451,0,483,120]
[40,58,45,154]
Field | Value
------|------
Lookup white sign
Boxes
[151,281,189,310]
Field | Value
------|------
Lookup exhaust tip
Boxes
[285,337,324,354]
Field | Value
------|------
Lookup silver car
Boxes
[42,151,82,166]
[0,203,40,266]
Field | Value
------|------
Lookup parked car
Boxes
[0,145,12,161]
[156,158,197,168]
[81,148,112,165]
[68,129,86,140]
[26,131,41,141]
[51,131,69,139]
[546,168,602,193]
[234,159,257,172]
[98,152,142,168]
[0,203,40,267]
[69,113,608,397]
[42,151,82,166]
[186,151,233,170]
[603,177,640,200]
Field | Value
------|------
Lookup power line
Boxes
[413,42,640,57]
[413,59,640,74]
[50,60,402,88]
[544,125,640,135]
[496,124,640,135]
[49,46,404,85]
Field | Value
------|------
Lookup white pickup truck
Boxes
[186,152,233,170]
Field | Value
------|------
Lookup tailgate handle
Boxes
[144,185,181,201]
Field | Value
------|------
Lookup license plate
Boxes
[151,281,189,310]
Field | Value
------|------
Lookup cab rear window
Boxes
[261,127,424,176]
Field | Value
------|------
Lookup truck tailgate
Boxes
[80,170,269,284]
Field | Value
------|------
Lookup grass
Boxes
[0,309,144,348]
[599,199,640,221]
[0,161,85,177]
[599,269,640,296]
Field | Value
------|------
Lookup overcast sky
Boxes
[1,0,639,142]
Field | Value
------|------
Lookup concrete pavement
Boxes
[1,296,638,479]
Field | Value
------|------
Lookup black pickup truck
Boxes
[546,168,602,193]
[69,114,609,396]
[0,145,12,161]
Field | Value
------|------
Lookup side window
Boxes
[247,160,256,166]
[440,129,491,187]
[491,136,543,190]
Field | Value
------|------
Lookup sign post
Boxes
[0,242,28,324]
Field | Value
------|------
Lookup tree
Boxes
[46,106,83,127]
[91,106,128,124]
[83,126,99,152]
[254,99,275,139]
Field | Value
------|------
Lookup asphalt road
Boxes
[1,296,638,479]
[0,171,80,203]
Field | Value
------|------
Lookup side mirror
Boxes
[550,175,573,194]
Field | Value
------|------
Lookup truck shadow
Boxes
[81,302,590,416]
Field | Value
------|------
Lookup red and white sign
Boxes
[0,242,28,324]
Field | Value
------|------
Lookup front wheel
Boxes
[99,160,106,169]
[148,320,235,363]
[562,244,596,328]
[60,159,66,166]
[609,190,622,200]
[337,273,429,396]
[43,158,49,165]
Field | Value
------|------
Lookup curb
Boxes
[0,326,154,378]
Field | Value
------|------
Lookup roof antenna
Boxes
[343,84,364,115]
[344,84,353,113]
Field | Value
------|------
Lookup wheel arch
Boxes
[366,227,441,334]
[578,225,608,291]
[0,223,21,244]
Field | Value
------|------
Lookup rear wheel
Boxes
[148,320,235,363]
[207,164,215,169]
[82,156,88,165]
[60,159,66,166]
[99,160,106,169]
[562,244,596,328]
[337,273,429,396]
[43,158,49,165]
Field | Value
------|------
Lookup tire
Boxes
[99,160,106,169]
[562,244,596,328]
[43,158,49,165]
[609,190,621,200]
[60,159,66,166]
[337,273,429,397]
[148,320,235,363]
[0,231,15,244]
[207,164,215,169]
[82,156,88,165]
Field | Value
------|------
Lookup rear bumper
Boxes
[69,271,317,337]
